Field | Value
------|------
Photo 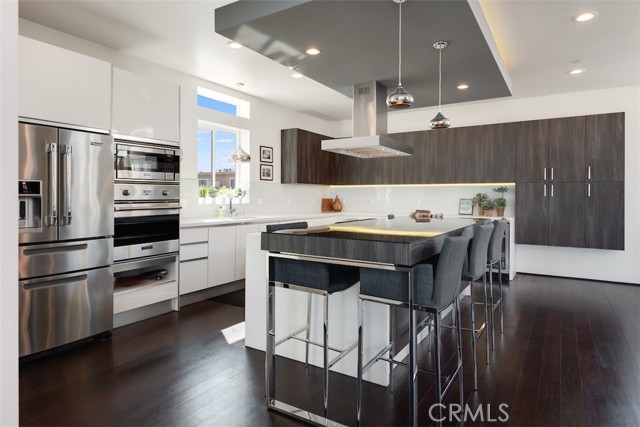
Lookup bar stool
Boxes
[487,219,509,350]
[460,222,494,390]
[357,236,470,426]
[265,222,360,422]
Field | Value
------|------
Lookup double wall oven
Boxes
[113,140,181,309]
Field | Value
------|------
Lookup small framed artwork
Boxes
[260,164,273,181]
[260,145,273,163]
[459,199,473,216]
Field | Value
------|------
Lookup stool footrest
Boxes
[274,324,310,347]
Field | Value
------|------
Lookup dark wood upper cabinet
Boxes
[404,131,429,184]
[428,129,457,183]
[516,120,549,183]
[548,182,586,248]
[484,123,515,183]
[585,113,624,181]
[455,126,485,183]
[586,181,624,250]
[281,128,337,184]
[548,116,586,182]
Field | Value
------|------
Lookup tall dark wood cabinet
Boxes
[549,116,586,182]
[516,120,549,183]
[586,181,624,250]
[281,128,337,184]
[515,113,625,250]
[548,182,586,248]
[484,123,515,182]
[585,113,624,181]
[455,126,485,183]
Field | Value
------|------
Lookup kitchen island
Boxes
[258,217,477,426]
[246,217,478,383]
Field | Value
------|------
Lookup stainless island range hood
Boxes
[321,81,413,158]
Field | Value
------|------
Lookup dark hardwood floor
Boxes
[20,274,640,426]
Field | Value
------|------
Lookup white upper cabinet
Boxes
[112,68,180,144]
[18,36,111,131]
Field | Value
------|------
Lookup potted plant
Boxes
[493,186,509,217]
[206,186,218,205]
[473,193,489,216]
[481,198,496,217]
[198,186,208,204]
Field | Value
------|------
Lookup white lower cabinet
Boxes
[179,258,208,294]
[208,226,237,287]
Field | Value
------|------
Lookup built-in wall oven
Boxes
[113,179,181,310]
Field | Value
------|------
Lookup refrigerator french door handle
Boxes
[46,142,58,226]
[61,144,72,225]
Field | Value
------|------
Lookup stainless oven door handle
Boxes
[114,204,182,211]
[115,143,168,156]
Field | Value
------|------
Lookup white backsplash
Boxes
[325,185,516,218]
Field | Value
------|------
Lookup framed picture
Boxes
[260,164,273,181]
[259,145,273,163]
[459,199,473,215]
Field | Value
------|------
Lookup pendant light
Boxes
[429,41,451,129]
[229,143,251,163]
[229,83,251,163]
[386,0,414,109]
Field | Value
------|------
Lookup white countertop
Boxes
[179,212,347,228]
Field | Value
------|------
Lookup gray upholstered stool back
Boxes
[359,236,469,311]
[487,220,508,264]
[430,236,471,310]
[461,223,494,281]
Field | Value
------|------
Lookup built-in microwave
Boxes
[114,141,180,183]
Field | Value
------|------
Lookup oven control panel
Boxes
[114,183,180,202]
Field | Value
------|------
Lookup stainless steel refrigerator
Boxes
[18,122,114,357]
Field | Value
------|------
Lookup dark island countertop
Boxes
[261,217,478,266]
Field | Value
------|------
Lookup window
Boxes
[197,86,250,118]
[197,126,238,188]
[197,95,237,115]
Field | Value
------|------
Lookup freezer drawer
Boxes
[19,266,113,356]
[19,238,113,280]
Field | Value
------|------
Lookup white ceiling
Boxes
[19,0,640,122]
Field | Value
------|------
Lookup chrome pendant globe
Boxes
[229,146,251,163]
[429,41,451,129]
[386,85,414,109]
[429,112,451,129]
[386,0,413,110]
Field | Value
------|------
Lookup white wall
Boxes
[18,19,342,219]
[1,1,19,426]
[335,86,640,284]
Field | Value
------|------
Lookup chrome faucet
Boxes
[229,198,237,216]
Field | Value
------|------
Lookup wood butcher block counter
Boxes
[261,217,477,266]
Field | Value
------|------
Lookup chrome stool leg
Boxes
[455,296,464,408]
[266,282,276,405]
[489,263,496,350]
[483,273,490,365]
[356,298,364,426]
[469,281,478,390]
[305,293,312,368]
[323,293,329,419]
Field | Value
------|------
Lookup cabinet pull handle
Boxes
[587,166,591,180]
[544,167,547,181]
[588,183,591,198]
[551,184,554,197]
[551,168,554,181]
[544,184,547,198]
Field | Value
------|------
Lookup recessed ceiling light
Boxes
[457,83,469,90]
[292,72,304,79]
[568,67,586,75]
[226,41,243,49]
[573,11,598,22]
[305,47,321,55]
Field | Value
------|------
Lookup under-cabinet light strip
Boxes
[329,183,516,189]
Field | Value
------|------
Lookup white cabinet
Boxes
[18,36,111,130]
[112,68,180,144]
[208,226,237,286]
[235,224,261,280]
[179,228,209,295]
